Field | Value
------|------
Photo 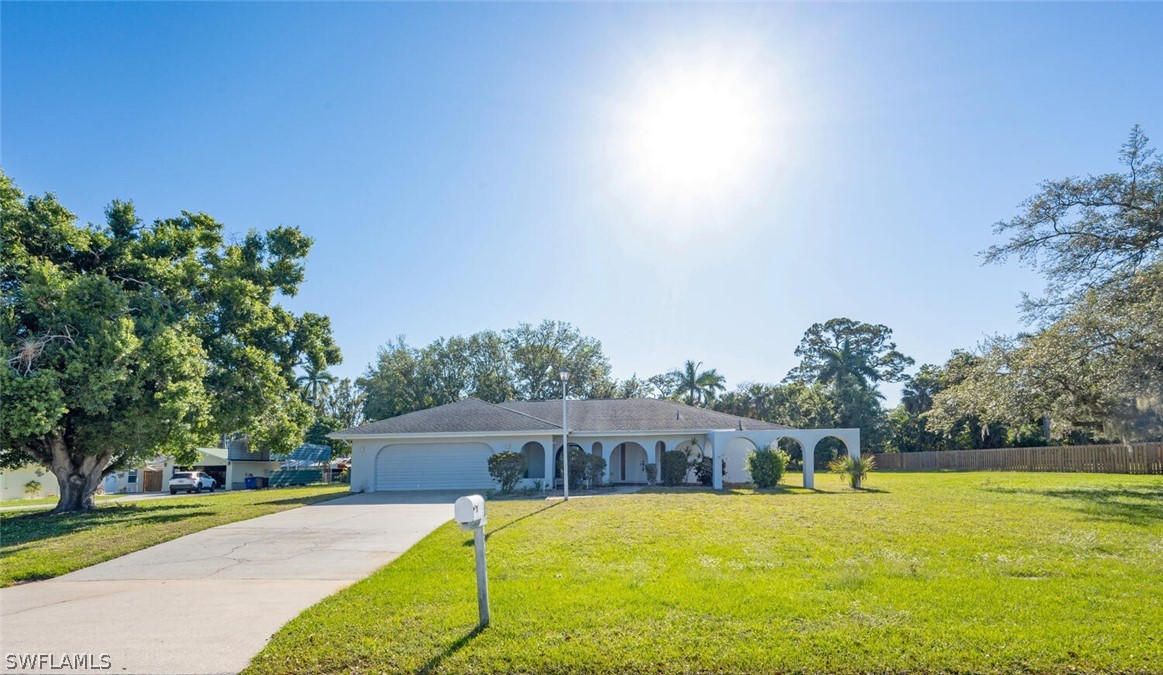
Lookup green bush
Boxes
[644,462,658,485]
[747,445,790,489]
[661,450,688,486]
[488,451,528,494]
[565,444,586,488]
[583,453,607,487]
[692,456,727,486]
[829,454,876,489]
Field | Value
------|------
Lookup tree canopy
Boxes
[359,320,616,420]
[983,124,1162,318]
[930,127,1163,443]
[785,318,913,389]
[0,172,339,512]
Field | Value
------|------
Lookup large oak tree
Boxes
[1,173,339,512]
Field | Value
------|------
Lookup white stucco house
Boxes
[333,398,860,492]
[0,465,59,501]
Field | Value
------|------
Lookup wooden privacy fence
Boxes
[873,443,1163,475]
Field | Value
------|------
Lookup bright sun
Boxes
[617,63,769,210]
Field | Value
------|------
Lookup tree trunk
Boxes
[46,437,111,515]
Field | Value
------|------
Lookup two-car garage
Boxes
[373,442,497,491]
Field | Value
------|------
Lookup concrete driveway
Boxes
[0,492,455,674]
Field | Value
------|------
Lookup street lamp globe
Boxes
[558,368,571,382]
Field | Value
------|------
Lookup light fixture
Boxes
[558,368,571,382]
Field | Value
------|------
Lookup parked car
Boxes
[169,471,216,494]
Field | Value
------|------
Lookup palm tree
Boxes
[900,366,941,414]
[816,339,880,390]
[296,360,336,410]
[670,360,726,407]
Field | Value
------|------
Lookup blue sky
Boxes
[4,2,1161,404]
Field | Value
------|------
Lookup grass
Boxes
[0,484,348,586]
[0,494,124,508]
[247,472,1163,674]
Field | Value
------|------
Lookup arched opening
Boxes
[722,437,759,485]
[813,435,851,469]
[591,442,603,457]
[554,443,585,483]
[609,442,649,483]
[655,440,666,455]
[520,441,545,480]
[674,439,705,484]
[777,437,806,472]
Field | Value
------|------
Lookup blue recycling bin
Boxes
[244,476,258,490]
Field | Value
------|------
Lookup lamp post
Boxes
[559,368,571,501]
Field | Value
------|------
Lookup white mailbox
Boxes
[454,494,487,530]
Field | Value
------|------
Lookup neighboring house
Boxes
[179,445,282,491]
[6,444,285,500]
[333,398,860,493]
[0,465,60,501]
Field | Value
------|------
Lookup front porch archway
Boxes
[609,442,648,483]
[520,441,545,480]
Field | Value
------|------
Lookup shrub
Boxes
[488,451,527,494]
[661,450,688,486]
[644,463,658,485]
[23,480,42,498]
[583,453,607,487]
[692,456,727,486]
[565,444,590,488]
[748,445,790,489]
[829,454,876,489]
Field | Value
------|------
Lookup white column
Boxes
[710,435,722,490]
[542,441,554,489]
[847,430,861,460]
[803,439,815,489]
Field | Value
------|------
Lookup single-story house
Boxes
[1,465,59,501]
[180,446,282,491]
[0,442,286,501]
[332,398,860,492]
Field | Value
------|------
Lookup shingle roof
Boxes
[497,399,788,432]
[337,398,561,435]
[337,398,787,436]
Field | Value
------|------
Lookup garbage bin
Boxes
[256,477,269,489]
[244,476,257,490]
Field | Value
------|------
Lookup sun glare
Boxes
[615,62,770,211]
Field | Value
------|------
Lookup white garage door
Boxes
[375,443,497,491]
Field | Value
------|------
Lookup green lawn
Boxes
[0,493,124,508]
[247,472,1162,674]
[0,485,348,586]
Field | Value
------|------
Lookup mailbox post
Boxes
[454,495,490,628]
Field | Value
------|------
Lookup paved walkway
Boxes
[0,492,455,674]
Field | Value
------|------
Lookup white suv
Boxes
[169,471,217,495]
